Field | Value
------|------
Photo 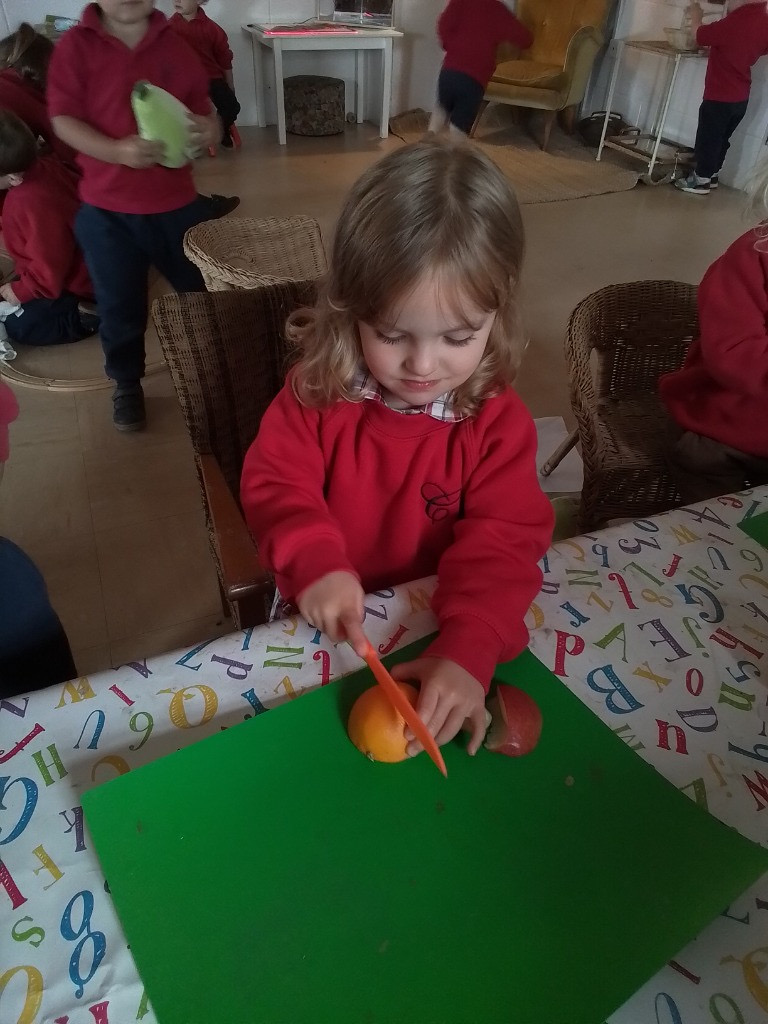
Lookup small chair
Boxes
[484,0,609,150]
[183,215,327,291]
[563,280,698,531]
[151,282,316,628]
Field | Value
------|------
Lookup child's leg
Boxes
[693,100,731,179]
[428,103,449,134]
[145,199,209,294]
[0,537,77,696]
[439,70,485,136]
[4,294,98,346]
[668,431,759,503]
[209,79,241,142]
[75,205,150,386]
[715,100,749,178]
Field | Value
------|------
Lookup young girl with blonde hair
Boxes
[241,139,553,757]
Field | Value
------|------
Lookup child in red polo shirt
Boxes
[0,23,77,168]
[170,0,240,148]
[47,1,221,431]
[675,0,768,195]
[0,113,98,346]
[430,0,532,135]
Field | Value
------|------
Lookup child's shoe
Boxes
[710,173,719,189]
[112,382,145,432]
[76,313,101,339]
[674,171,710,195]
[221,129,234,148]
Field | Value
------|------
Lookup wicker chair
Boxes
[151,282,316,628]
[566,280,698,531]
[184,215,327,291]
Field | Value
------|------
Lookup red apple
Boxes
[484,684,542,757]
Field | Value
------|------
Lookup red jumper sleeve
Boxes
[499,10,533,50]
[3,196,74,304]
[211,23,234,73]
[423,392,553,690]
[695,237,768,398]
[240,382,359,602]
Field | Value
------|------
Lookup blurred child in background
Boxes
[170,0,240,148]
[676,0,768,195]
[430,0,532,136]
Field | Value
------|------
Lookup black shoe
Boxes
[77,313,101,339]
[112,383,146,432]
[221,131,234,148]
[205,193,240,218]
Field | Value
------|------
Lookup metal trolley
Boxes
[596,38,705,185]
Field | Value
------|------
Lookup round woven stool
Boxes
[284,75,345,137]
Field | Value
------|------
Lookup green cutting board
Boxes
[82,644,768,1024]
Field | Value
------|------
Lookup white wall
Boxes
[588,0,768,187]
[0,1,445,124]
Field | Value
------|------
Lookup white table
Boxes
[242,24,403,145]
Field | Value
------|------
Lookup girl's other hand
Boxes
[391,657,487,756]
[187,112,221,151]
[297,571,367,655]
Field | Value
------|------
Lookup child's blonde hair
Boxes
[289,138,525,417]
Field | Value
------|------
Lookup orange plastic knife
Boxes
[361,639,448,778]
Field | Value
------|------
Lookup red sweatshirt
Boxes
[697,2,768,102]
[241,382,554,689]
[438,0,533,89]
[47,4,210,214]
[169,8,233,80]
[660,228,768,458]
[2,153,92,305]
[0,69,77,167]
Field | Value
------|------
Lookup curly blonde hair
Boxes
[289,137,525,417]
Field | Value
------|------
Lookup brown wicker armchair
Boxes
[566,280,698,531]
[151,282,316,628]
[184,216,327,291]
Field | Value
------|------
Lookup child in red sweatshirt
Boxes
[170,0,240,147]
[0,112,98,345]
[430,0,532,135]
[675,0,768,194]
[241,139,553,759]
[660,194,768,499]
[0,23,78,168]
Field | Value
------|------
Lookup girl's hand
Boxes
[0,283,19,305]
[115,135,165,168]
[297,571,367,655]
[391,657,487,756]
[187,112,221,152]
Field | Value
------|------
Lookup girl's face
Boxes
[173,0,201,16]
[358,274,495,410]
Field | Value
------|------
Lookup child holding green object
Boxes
[47,1,221,431]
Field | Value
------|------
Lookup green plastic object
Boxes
[739,509,768,552]
[82,644,768,1024]
[130,81,193,168]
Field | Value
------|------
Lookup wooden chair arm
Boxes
[198,453,272,600]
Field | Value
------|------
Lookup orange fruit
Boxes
[347,683,419,763]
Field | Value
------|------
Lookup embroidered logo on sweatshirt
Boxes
[421,482,461,523]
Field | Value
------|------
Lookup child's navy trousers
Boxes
[75,199,208,385]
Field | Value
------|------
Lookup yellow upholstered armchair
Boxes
[485,0,609,151]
